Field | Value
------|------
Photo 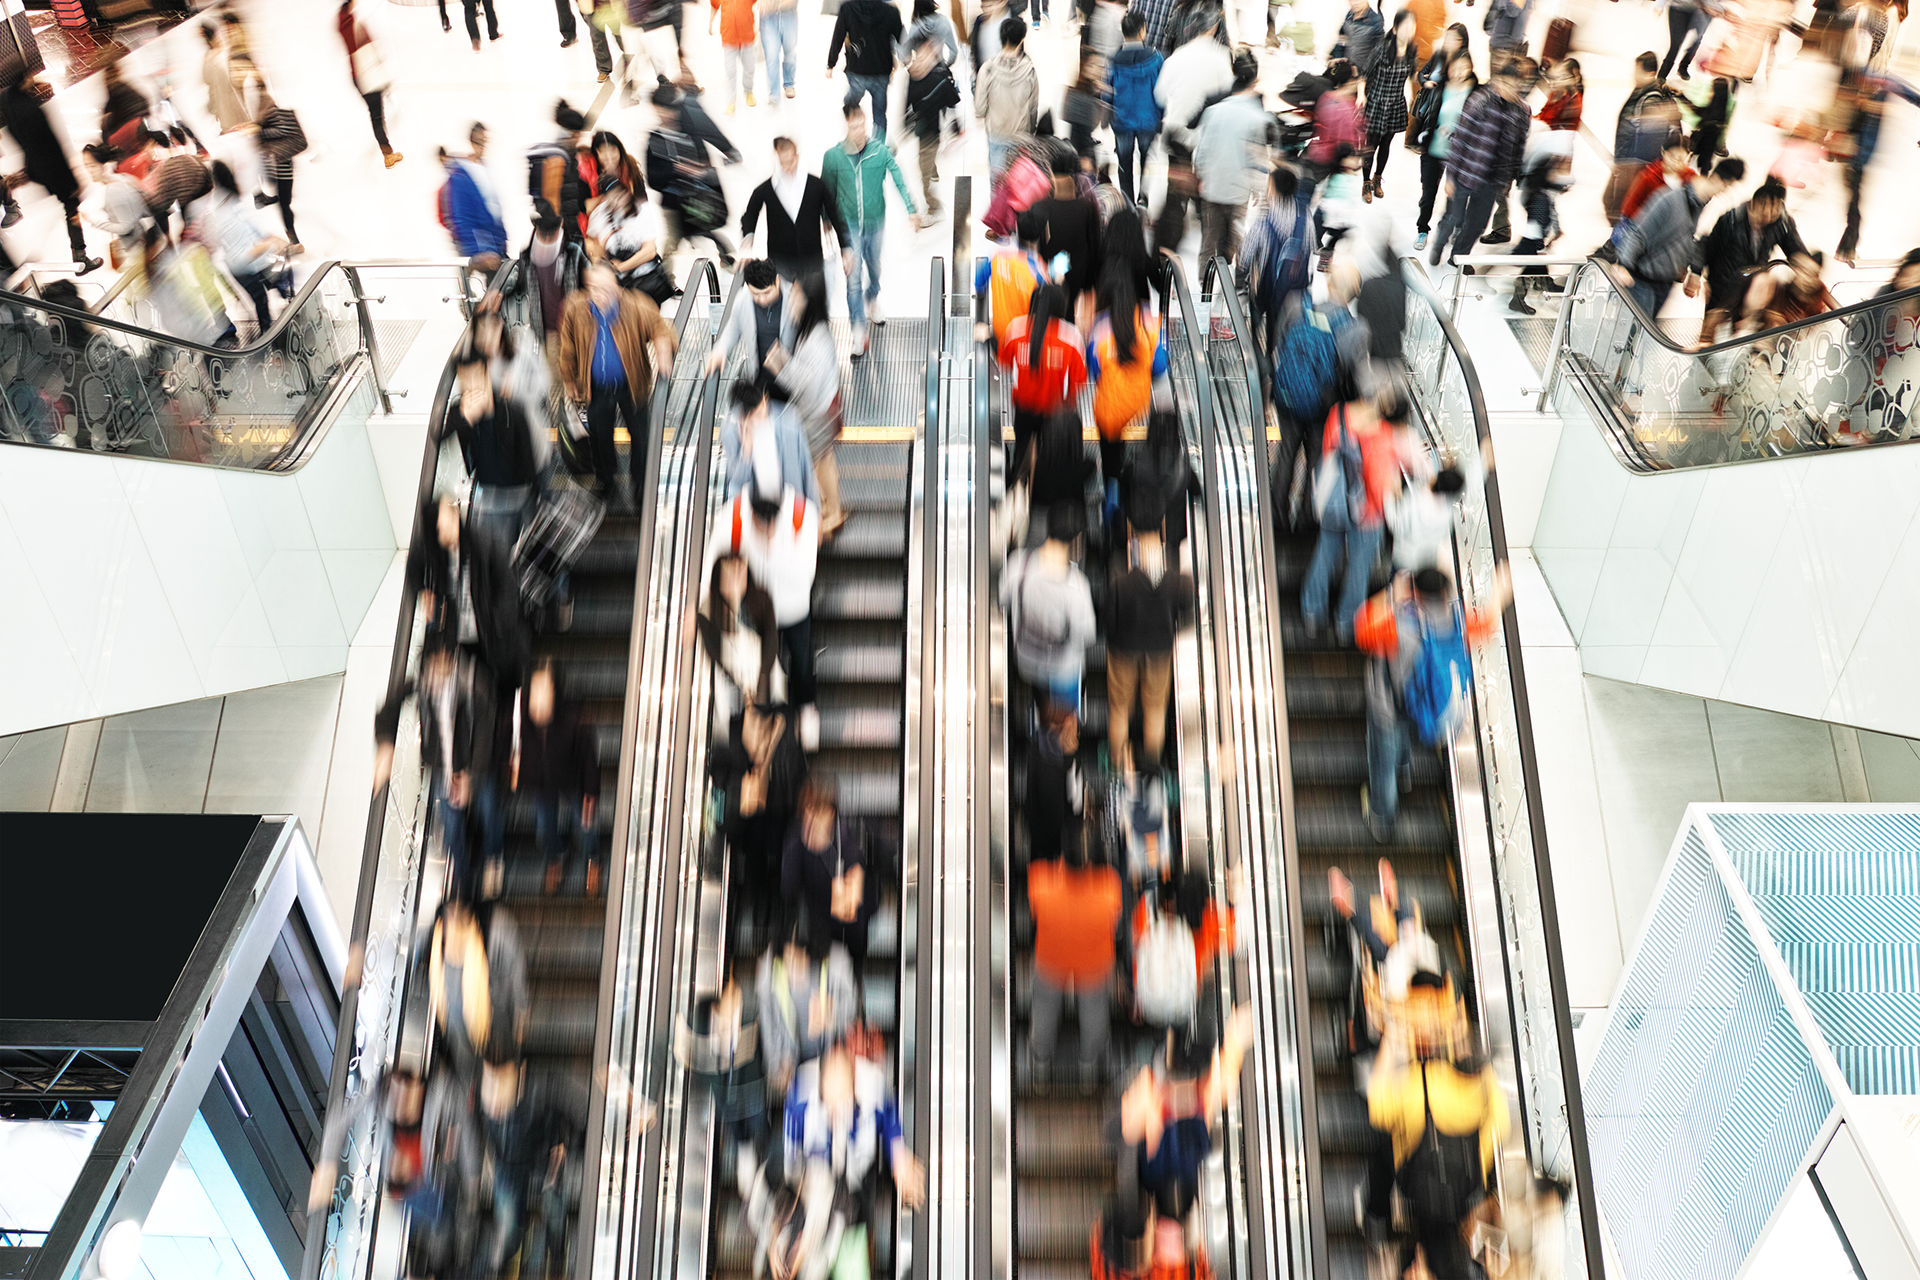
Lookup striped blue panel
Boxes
[1710,812,1920,1094]
[1586,830,1833,1280]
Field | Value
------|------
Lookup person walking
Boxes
[904,40,962,218]
[1601,54,1673,224]
[1032,154,1101,301]
[760,0,800,102]
[1426,58,1533,269]
[820,103,920,356]
[585,0,630,84]
[338,0,403,168]
[497,660,603,896]
[999,284,1087,464]
[1300,386,1398,643]
[202,23,249,133]
[1361,10,1419,202]
[706,258,793,376]
[528,101,590,239]
[441,125,507,279]
[738,137,851,282]
[1193,48,1271,264]
[829,0,905,136]
[251,90,306,254]
[1334,0,1385,72]
[187,161,282,333]
[0,71,102,274]
[904,0,962,65]
[452,343,541,547]
[703,469,823,746]
[1001,500,1099,711]
[711,0,757,112]
[1154,8,1234,253]
[975,15,1039,173]
[1695,177,1804,342]
[460,0,503,49]
[768,271,847,533]
[1660,0,1708,81]
[558,260,679,508]
[1109,13,1164,206]
[1412,39,1474,251]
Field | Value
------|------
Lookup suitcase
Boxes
[514,486,606,608]
[1541,16,1574,65]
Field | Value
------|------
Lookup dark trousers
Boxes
[1487,179,1513,242]
[1011,406,1046,472]
[1660,5,1706,79]
[273,175,298,244]
[555,0,578,38]
[1114,129,1155,204]
[1152,138,1196,256]
[590,19,628,73]
[1839,163,1866,258]
[1364,129,1394,183]
[363,91,391,153]
[586,379,644,505]
[234,270,272,331]
[1439,184,1499,265]
[778,616,815,706]
[1402,1212,1475,1280]
[1416,153,1444,233]
[58,189,86,261]
[463,0,500,40]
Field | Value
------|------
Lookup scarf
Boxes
[772,167,806,223]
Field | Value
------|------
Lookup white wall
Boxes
[0,375,397,737]
[1530,413,1920,740]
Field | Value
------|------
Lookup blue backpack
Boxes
[1312,404,1367,533]
[1403,604,1473,746]
[1253,202,1313,317]
[1274,304,1343,421]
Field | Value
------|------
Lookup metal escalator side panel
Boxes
[577,260,733,1280]
[1400,257,1606,1280]
[1549,258,1920,472]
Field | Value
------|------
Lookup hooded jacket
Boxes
[975,48,1040,138]
[828,0,905,76]
[1109,43,1166,133]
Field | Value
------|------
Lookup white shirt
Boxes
[701,487,820,626]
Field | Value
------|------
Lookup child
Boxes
[1315,143,1364,272]
[905,39,962,217]
[710,0,757,112]
[1108,12,1164,206]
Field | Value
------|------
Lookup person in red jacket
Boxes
[1300,387,1403,643]
[999,283,1086,465]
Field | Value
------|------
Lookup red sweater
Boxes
[1000,317,1087,416]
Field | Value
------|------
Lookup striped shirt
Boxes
[1443,88,1530,192]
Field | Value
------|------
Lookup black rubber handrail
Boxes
[1401,257,1607,1280]
[1569,255,1920,356]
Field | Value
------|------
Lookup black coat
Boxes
[409,523,532,682]
[1,86,78,199]
[829,0,905,77]
[781,817,882,938]
[452,398,540,489]
[494,694,600,799]
[375,659,500,780]
[1700,205,1806,317]
[737,174,851,276]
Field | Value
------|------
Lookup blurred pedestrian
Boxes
[1109,13,1164,206]
[1426,58,1533,269]
[830,0,904,135]
[1360,11,1419,202]
[710,0,757,111]
[904,40,961,217]
[739,137,852,283]
[1193,48,1269,263]
[558,260,679,507]
[1,71,103,274]
[1154,8,1233,252]
[821,102,919,354]
[339,0,403,168]
[976,15,1039,173]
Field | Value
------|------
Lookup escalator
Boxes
[630,266,946,1280]
[1200,255,1606,1280]
[993,260,1265,1280]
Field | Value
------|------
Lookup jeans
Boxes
[1153,138,1197,256]
[587,378,645,506]
[723,42,756,104]
[1416,152,1444,233]
[1114,128,1155,203]
[760,7,798,93]
[1626,275,1668,321]
[988,136,1014,174]
[463,0,499,40]
[363,90,392,153]
[1660,4,1707,79]
[1366,699,1413,828]
[433,774,471,895]
[846,226,883,328]
[779,615,816,705]
[1300,523,1382,634]
[472,774,507,866]
[590,18,628,74]
[1436,184,1499,266]
[534,790,601,877]
[1030,971,1109,1069]
[843,72,890,137]
[489,1166,525,1274]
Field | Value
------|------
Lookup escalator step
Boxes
[1287,740,1448,787]
[1016,1180,1109,1261]
[822,510,908,559]
[815,644,906,684]
[814,569,907,621]
[1015,1100,1110,1176]
[1316,1090,1379,1156]
[817,702,906,750]
[1291,796,1453,853]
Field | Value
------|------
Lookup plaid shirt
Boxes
[1362,44,1417,136]
[1444,87,1530,192]
[1130,0,1177,51]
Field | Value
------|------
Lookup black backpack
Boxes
[1396,1061,1491,1224]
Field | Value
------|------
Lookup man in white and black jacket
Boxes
[738,136,853,284]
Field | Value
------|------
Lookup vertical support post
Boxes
[1537,262,1577,412]
[342,265,393,415]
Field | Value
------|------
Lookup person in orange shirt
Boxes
[1027,712,1123,1080]
[977,210,1048,349]
[710,0,758,112]
[999,283,1087,465]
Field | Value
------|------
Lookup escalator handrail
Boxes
[583,257,736,1280]
[1561,254,1920,357]
[0,258,370,358]
[915,255,945,1280]
[1196,254,1319,1280]
[299,340,462,1280]
[1399,257,1608,1280]
[1164,257,1278,1280]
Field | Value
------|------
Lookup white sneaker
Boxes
[800,703,820,751]
[867,298,884,326]
[851,325,870,358]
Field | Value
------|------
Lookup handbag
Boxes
[351,39,391,93]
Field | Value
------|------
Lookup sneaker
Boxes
[799,703,820,751]
[746,91,756,106]
[384,150,404,169]
[1481,230,1508,245]
[75,257,103,276]
[851,325,869,357]
[868,299,884,325]
[725,100,735,115]
[560,34,577,46]
[585,860,603,897]
[598,71,610,81]
[0,204,19,229]
[785,86,796,98]
[1414,231,1427,250]
[1427,236,1444,267]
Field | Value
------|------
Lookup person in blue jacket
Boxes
[1108,13,1164,207]
[440,125,508,282]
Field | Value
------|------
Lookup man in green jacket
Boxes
[820,102,920,356]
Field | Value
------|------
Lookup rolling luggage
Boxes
[514,485,605,608]
[1541,16,1574,64]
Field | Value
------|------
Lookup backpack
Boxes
[1252,207,1312,320]
[1311,405,1368,533]
[1272,304,1341,421]
[1134,901,1197,1026]
[1395,1061,1490,1224]
[1402,603,1473,746]
[1015,564,1073,665]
